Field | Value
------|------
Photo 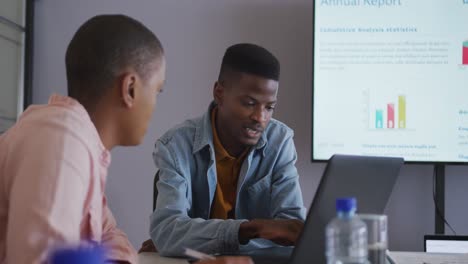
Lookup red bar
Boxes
[387,103,394,128]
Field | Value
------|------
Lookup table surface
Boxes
[138,251,468,264]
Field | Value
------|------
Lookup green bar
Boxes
[464,41,468,48]
[398,95,406,129]
[376,109,383,129]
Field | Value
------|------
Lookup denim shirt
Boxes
[150,103,306,257]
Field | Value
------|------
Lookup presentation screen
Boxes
[312,0,468,163]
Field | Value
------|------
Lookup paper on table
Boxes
[138,252,189,264]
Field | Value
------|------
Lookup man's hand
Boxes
[239,219,304,246]
[138,238,158,253]
[196,256,253,264]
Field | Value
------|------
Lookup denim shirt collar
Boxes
[192,102,267,156]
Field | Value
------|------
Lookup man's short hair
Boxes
[65,14,164,105]
[218,43,280,84]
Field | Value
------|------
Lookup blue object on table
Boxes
[49,245,106,264]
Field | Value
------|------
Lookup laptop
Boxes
[424,235,468,254]
[247,154,404,264]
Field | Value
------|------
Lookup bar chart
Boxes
[367,92,408,130]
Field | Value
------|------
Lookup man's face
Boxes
[126,58,166,145]
[216,73,278,149]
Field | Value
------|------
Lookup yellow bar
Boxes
[398,95,406,128]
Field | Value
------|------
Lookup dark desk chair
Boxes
[139,171,160,253]
[152,170,160,211]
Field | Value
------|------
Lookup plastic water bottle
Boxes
[325,197,369,264]
[48,244,106,264]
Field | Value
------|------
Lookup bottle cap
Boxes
[49,245,105,264]
[336,197,357,213]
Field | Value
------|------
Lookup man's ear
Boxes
[213,81,224,106]
[120,73,137,108]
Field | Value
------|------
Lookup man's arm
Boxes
[5,128,90,263]
[238,219,304,246]
[197,256,254,264]
[101,199,137,264]
[237,133,306,246]
[150,140,246,257]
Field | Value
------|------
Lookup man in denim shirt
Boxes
[149,43,306,257]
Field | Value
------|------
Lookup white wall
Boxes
[32,0,468,252]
